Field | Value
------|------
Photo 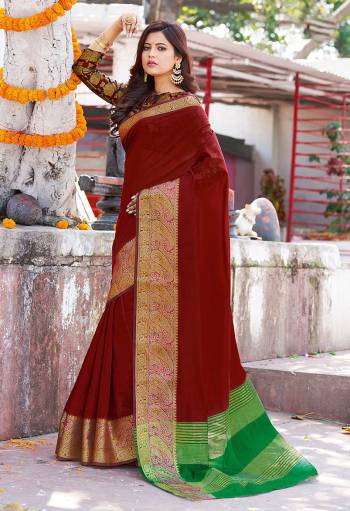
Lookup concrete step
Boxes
[243,350,350,424]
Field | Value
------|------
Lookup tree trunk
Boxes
[0,0,82,220]
[144,0,181,23]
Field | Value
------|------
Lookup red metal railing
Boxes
[287,73,350,241]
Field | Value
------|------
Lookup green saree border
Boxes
[176,375,318,497]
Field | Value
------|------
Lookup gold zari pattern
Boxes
[134,178,212,500]
[107,237,135,302]
[119,94,201,141]
[55,411,135,465]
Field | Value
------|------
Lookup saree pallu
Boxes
[55,93,318,499]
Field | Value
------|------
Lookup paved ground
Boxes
[0,410,349,511]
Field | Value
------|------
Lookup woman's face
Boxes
[141,31,181,78]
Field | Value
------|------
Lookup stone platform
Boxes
[244,350,350,423]
[230,238,350,361]
[0,225,115,441]
[1,226,349,440]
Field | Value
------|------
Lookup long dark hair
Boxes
[110,20,199,132]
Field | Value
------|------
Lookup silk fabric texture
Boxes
[55,93,318,499]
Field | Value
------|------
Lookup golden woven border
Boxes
[55,410,136,465]
[119,94,201,141]
[107,237,135,302]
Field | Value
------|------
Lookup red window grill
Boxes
[287,72,350,241]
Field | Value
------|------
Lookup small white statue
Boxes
[234,203,262,238]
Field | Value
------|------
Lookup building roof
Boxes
[185,29,350,106]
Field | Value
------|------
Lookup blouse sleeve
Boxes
[72,48,128,105]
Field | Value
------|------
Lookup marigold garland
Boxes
[0,69,81,104]
[0,28,82,104]
[71,27,82,61]
[0,1,77,32]
[0,102,87,147]
[0,10,87,147]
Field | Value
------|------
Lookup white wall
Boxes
[209,101,298,219]
[274,102,294,211]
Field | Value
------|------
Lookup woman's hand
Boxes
[116,13,140,38]
[126,193,138,215]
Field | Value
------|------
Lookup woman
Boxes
[55,14,318,500]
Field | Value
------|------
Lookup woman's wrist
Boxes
[89,22,123,53]
[102,21,123,46]
[89,35,112,53]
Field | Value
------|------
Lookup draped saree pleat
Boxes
[55,93,318,499]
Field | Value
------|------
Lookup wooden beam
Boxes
[296,0,350,58]
[78,0,255,14]
[182,0,255,13]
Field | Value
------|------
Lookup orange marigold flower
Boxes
[56,219,69,229]
[24,19,33,30]
[52,4,65,15]
[2,218,16,229]
[77,222,91,230]
[18,134,26,145]
[60,0,76,10]
[37,90,47,101]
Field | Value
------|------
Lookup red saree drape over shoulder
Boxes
[55,92,318,500]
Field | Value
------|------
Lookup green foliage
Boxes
[335,21,350,56]
[309,154,321,163]
[312,121,350,233]
[322,121,342,143]
[178,0,350,54]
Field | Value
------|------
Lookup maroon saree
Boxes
[55,93,318,499]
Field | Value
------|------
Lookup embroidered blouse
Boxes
[72,48,201,125]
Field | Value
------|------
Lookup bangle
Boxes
[89,33,112,53]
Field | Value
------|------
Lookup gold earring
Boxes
[171,60,184,85]
[144,71,148,82]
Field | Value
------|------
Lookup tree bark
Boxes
[144,0,181,23]
[0,0,81,220]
